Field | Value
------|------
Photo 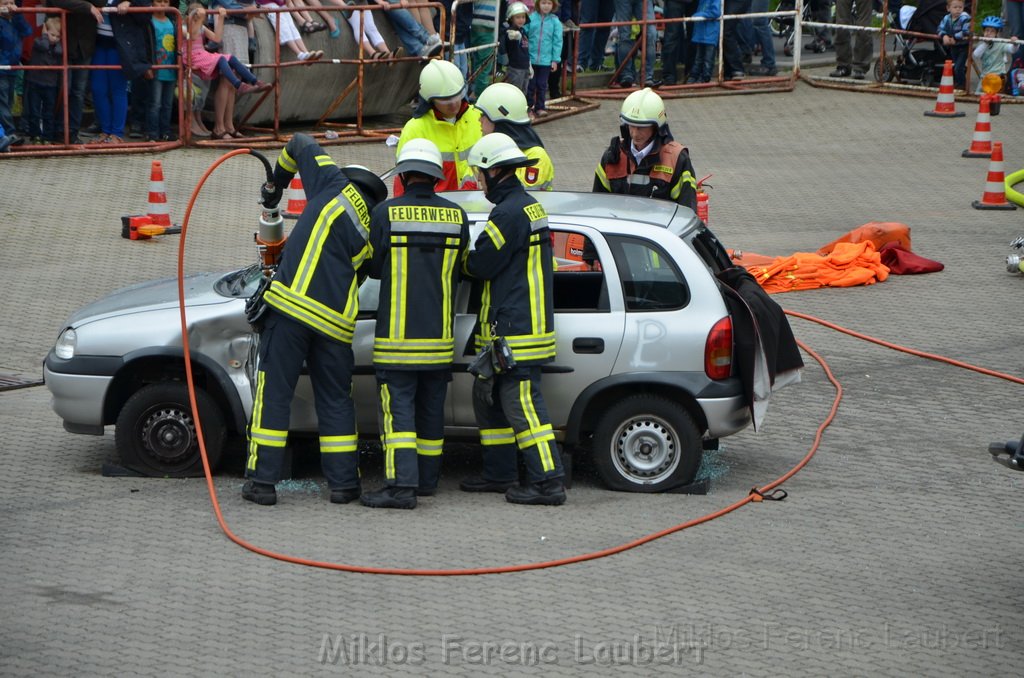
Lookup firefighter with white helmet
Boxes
[460,133,567,506]
[593,87,698,211]
[393,59,482,196]
[475,82,555,190]
[361,138,470,509]
[243,133,388,507]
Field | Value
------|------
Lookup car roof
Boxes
[442,190,684,229]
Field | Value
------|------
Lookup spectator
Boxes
[476,81,555,189]
[285,0,335,37]
[685,0,719,82]
[189,74,213,137]
[147,0,177,140]
[47,0,105,144]
[612,0,657,87]
[973,16,1017,93]
[546,0,576,99]
[578,0,612,71]
[1008,0,1024,41]
[23,17,63,143]
[803,0,832,53]
[829,0,871,79]
[499,2,531,95]
[0,0,31,142]
[256,0,325,61]
[721,0,751,80]
[469,0,500,96]
[211,0,256,64]
[937,0,971,88]
[744,0,775,75]
[91,0,154,144]
[340,0,401,59]
[660,0,693,84]
[525,0,560,115]
[372,0,443,58]
[452,0,473,78]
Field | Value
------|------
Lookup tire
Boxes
[874,56,895,83]
[591,395,702,492]
[115,382,226,477]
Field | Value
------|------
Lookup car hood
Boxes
[66,271,236,327]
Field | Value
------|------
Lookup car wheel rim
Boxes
[139,404,197,467]
[611,415,680,484]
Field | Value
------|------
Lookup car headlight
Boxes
[54,328,77,359]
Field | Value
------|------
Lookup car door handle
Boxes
[573,338,604,354]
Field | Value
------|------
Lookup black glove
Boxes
[473,375,495,407]
[608,136,622,165]
[261,181,283,209]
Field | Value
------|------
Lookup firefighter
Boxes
[474,82,555,191]
[393,59,482,197]
[593,87,698,211]
[460,132,567,506]
[360,139,471,510]
[242,133,388,507]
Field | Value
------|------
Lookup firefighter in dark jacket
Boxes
[460,132,567,506]
[242,133,388,506]
[593,87,698,211]
[361,139,470,510]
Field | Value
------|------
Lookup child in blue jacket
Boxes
[686,0,722,83]
[937,0,971,89]
[0,0,32,136]
[525,0,562,117]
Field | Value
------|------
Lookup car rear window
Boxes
[606,235,689,311]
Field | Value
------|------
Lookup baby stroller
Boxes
[772,0,835,57]
[874,0,948,86]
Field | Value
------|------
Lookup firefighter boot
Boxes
[329,487,362,504]
[505,479,567,506]
[242,480,277,506]
[361,486,417,509]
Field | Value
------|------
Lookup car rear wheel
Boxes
[592,395,702,492]
[115,382,225,477]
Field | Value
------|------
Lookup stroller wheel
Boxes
[874,56,895,83]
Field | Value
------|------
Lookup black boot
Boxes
[242,480,277,505]
[329,486,361,504]
[459,475,516,493]
[361,486,417,509]
[505,479,566,506]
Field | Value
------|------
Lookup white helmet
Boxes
[394,138,445,180]
[468,132,538,170]
[475,82,531,124]
[419,59,466,102]
[506,1,529,20]
[619,87,667,127]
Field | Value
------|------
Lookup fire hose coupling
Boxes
[1005,236,1024,274]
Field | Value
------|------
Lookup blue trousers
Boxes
[91,45,128,137]
[376,369,450,489]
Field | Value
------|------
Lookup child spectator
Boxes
[686,0,722,83]
[973,16,1017,93]
[937,0,971,89]
[92,0,155,144]
[147,0,177,140]
[0,0,31,139]
[525,0,560,116]
[24,17,63,143]
[500,2,531,96]
[256,0,324,61]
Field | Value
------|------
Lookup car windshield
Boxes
[215,264,264,298]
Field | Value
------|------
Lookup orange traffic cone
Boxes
[972,141,1017,210]
[962,95,993,158]
[282,173,306,219]
[146,160,174,227]
[924,60,965,118]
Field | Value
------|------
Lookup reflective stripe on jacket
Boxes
[394,103,483,196]
[593,133,698,211]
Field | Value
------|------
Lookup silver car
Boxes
[43,191,752,492]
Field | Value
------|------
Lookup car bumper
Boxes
[699,394,752,439]
[44,350,121,434]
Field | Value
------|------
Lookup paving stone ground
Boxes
[2,81,1023,676]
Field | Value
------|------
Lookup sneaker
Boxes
[425,33,442,48]
[747,64,778,76]
[329,487,361,504]
[360,486,417,509]
[727,71,745,81]
[610,78,635,89]
[242,480,277,505]
[852,69,866,80]
[128,126,145,139]
[829,65,852,78]
[80,123,102,137]
[805,38,831,53]
[505,479,566,506]
[459,475,516,493]
[420,41,443,58]
[643,79,661,87]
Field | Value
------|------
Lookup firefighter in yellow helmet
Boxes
[393,59,482,196]
[361,139,470,509]
[593,88,698,211]
[475,82,555,191]
[460,133,567,506]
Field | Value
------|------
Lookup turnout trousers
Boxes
[472,366,564,485]
[376,369,451,490]
[246,311,359,490]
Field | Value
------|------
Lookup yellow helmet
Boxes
[475,82,531,124]
[419,59,467,102]
[468,133,538,169]
[620,87,667,127]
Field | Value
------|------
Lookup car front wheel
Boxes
[115,382,225,477]
[592,395,702,492]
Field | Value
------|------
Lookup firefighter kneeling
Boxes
[459,133,567,506]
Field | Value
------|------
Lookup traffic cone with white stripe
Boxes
[146,160,174,227]
[282,173,306,219]
[962,95,993,158]
[924,60,965,118]
[972,141,1017,210]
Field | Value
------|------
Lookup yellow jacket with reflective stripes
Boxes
[464,175,556,366]
[394,102,482,196]
[367,184,470,368]
[518,145,555,191]
[264,133,382,343]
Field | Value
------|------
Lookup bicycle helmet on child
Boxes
[982,16,1004,30]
